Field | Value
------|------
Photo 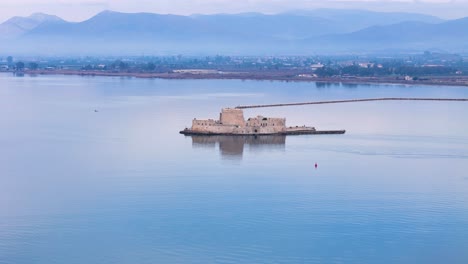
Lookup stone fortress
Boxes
[180,108,345,136]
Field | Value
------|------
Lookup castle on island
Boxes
[180,108,345,136]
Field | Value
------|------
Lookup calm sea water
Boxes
[1,73,468,263]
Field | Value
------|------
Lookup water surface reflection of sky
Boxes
[1,73,468,263]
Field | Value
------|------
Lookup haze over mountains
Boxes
[0,9,466,55]
[0,13,64,39]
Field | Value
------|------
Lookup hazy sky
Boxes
[1,0,468,22]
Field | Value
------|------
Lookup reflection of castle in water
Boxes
[190,135,286,158]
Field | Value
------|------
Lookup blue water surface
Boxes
[0,73,468,263]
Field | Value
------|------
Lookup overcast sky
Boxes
[1,0,468,22]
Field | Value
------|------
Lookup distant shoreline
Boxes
[16,69,468,87]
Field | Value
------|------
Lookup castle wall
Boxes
[190,109,291,134]
[192,119,217,127]
[192,124,246,134]
[245,116,286,133]
[219,108,245,127]
[192,117,244,134]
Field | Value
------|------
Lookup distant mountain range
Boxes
[317,17,468,53]
[0,13,64,39]
[0,9,466,55]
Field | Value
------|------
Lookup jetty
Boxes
[236,97,468,109]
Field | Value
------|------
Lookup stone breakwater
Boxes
[236,98,468,109]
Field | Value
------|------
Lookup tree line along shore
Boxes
[18,69,468,87]
[2,52,467,86]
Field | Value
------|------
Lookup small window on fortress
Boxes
[262,118,268,121]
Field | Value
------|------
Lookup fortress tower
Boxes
[219,108,245,127]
